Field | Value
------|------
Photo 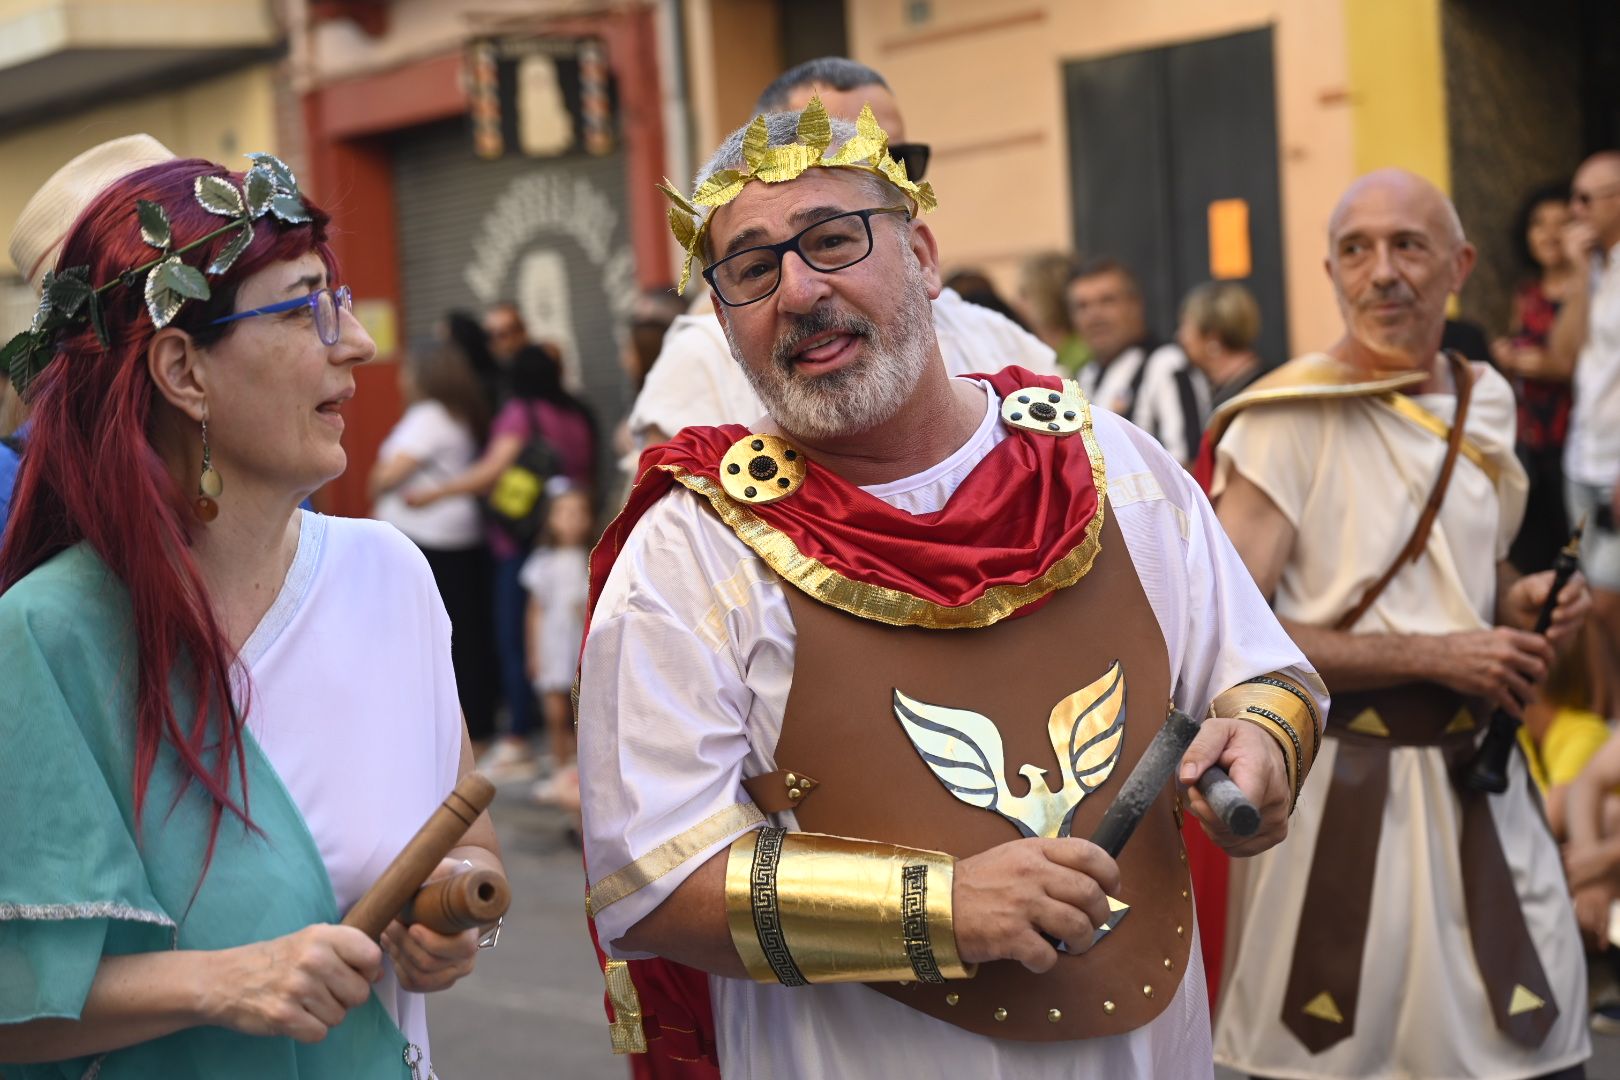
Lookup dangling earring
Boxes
[195,415,223,523]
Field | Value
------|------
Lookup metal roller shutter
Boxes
[392,117,635,450]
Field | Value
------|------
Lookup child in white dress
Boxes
[521,484,592,814]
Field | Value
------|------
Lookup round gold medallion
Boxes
[719,434,808,505]
[1000,381,1086,437]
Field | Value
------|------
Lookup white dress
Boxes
[520,546,590,694]
[1210,359,1589,1080]
[580,379,1327,1079]
[239,511,466,1073]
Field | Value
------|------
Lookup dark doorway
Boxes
[1064,28,1288,366]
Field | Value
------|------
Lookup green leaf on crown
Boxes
[269,193,312,224]
[156,259,211,301]
[144,256,187,328]
[1,329,37,392]
[88,291,110,348]
[137,200,172,250]
[208,220,254,275]
[195,175,246,218]
[44,267,93,318]
[244,166,275,218]
[246,152,297,192]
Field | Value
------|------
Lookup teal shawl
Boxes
[0,545,412,1078]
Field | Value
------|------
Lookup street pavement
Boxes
[431,782,1620,1079]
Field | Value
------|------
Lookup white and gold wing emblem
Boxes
[891,661,1127,840]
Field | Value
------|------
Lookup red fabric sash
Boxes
[580,367,1111,1071]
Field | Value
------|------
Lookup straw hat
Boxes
[9,134,176,292]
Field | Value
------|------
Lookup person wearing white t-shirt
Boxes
[1550,151,1620,713]
[371,345,499,743]
[1068,259,1209,466]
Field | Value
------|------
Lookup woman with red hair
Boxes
[0,149,500,1078]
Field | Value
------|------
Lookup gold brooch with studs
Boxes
[1001,382,1085,437]
[720,434,807,504]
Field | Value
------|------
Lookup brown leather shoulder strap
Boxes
[1335,351,1475,632]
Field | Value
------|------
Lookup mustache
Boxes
[771,308,878,370]
[1356,283,1416,310]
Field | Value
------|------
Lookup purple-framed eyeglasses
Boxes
[208,284,353,345]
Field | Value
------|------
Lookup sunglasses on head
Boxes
[890,142,931,183]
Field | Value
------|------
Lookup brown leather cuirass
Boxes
[770,506,1191,1041]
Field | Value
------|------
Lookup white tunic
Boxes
[580,379,1326,1079]
[240,512,466,1073]
[626,287,1059,444]
[1210,359,1589,1079]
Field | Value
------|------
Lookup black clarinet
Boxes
[1460,524,1584,794]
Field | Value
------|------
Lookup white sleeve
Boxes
[627,316,761,443]
[1096,413,1327,728]
[1172,456,1328,726]
[577,493,770,954]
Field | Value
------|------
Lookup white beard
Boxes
[724,247,936,441]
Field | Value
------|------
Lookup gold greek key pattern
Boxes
[587,802,766,917]
[901,863,946,984]
[749,827,806,986]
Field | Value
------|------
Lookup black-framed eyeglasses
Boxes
[890,142,931,182]
[209,284,354,345]
[703,206,911,307]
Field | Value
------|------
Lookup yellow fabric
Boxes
[1523,707,1611,792]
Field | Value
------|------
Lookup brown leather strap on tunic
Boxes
[1280,684,1558,1053]
[1335,351,1475,632]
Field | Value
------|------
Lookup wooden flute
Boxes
[342,772,510,939]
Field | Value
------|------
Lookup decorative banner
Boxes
[465,36,619,161]
[1207,198,1252,280]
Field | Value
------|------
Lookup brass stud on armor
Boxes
[720,434,808,504]
[1143,984,1154,999]
[993,1007,1008,1022]
[1163,957,1173,970]
[1001,381,1085,437]
[1103,1000,1116,1015]
[788,788,803,800]
[1047,1008,1062,1023]
[785,774,797,787]
[1176,924,1184,937]
[945,993,960,1006]
[1181,888,1189,900]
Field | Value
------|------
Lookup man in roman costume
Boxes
[1207,169,1592,1079]
[576,98,1326,1078]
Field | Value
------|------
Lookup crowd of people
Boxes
[3,48,1620,1080]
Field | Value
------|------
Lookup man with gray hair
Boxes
[626,57,1054,452]
[577,97,1323,1077]
[1205,169,1591,1078]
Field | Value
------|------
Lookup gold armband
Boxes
[723,828,976,986]
[1213,673,1321,811]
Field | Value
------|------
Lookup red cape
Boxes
[580,368,1123,1073]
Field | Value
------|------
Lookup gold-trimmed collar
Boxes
[663,393,1110,630]
[1204,352,1429,447]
